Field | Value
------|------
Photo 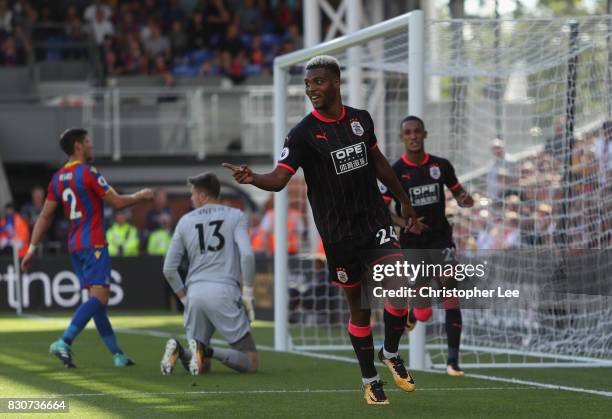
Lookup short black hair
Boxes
[305,55,341,78]
[59,128,88,155]
[188,172,221,198]
[400,115,426,130]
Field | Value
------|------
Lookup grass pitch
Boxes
[0,312,610,418]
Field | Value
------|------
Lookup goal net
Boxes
[273,12,612,368]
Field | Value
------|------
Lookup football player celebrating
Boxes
[224,56,426,405]
[383,116,474,376]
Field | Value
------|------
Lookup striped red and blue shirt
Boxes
[47,161,111,253]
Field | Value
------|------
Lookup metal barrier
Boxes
[81,85,306,160]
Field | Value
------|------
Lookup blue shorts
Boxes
[70,248,111,289]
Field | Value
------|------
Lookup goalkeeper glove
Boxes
[242,286,255,322]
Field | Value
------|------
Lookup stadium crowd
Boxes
[0,0,303,81]
[449,120,611,253]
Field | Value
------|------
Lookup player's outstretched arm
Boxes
[222,163,292,192]
[370,147,426,234]
[103,188,154,209]
[452,186,474,208]
[21,199,57,272]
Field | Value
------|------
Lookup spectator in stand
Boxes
[545,115,566,167]
[11,0,29,30]
[160,0,187,30]
[502,211,521,249]
[272,0,295,34]
[248,34,265,65]
[104,48,123,75]
[0,202,30,258]
[115,11,141,44]
[21,186,45,230]
[64,4,86,59]
[140,0,160,21]
[152,54,176,86]
[594,120,612,190]
[187,10,209,51]
[286,22,302,50]
[90,6,114,46]
[220,23,245,58]
[169,19,188,60]
[218,49,245,83]
[106,209,140,257]
[199,49,223,76]
[19,3,39,58]
[203,0,231,44]
[84,0,112,24]
[252,195,303,257]
[570,136,598,194]
[0,0,13,36]
[140,15,157,43]
[143,22,171,62]
[236,0,262,35]
[530,203,554,246]
[146,189,172,232]
[486,138,516,201]
[0,36,26,65]
[146,211,179,311]
[147,212,173,256]
[122,34,149,75]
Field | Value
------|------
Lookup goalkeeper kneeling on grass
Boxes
[160,172,258,375]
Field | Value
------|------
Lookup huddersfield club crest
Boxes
[336,267,349,283]
[350,120,364,136]
[429,165,441,180]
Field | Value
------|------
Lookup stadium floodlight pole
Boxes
[273,63,289,351]
[408,9,426,371]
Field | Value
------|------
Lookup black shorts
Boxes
[402,232,460,306]
[400,230,455,251]
[323,225,401,288]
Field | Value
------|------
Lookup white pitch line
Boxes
[290,351,612,398]
[2,386,536,399]
[115,327,276,351]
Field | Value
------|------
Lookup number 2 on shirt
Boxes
[62,187,83,220]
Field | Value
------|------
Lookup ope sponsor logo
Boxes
[409,183,440,206]
[330,142,368,174]
[0,266,124,309]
